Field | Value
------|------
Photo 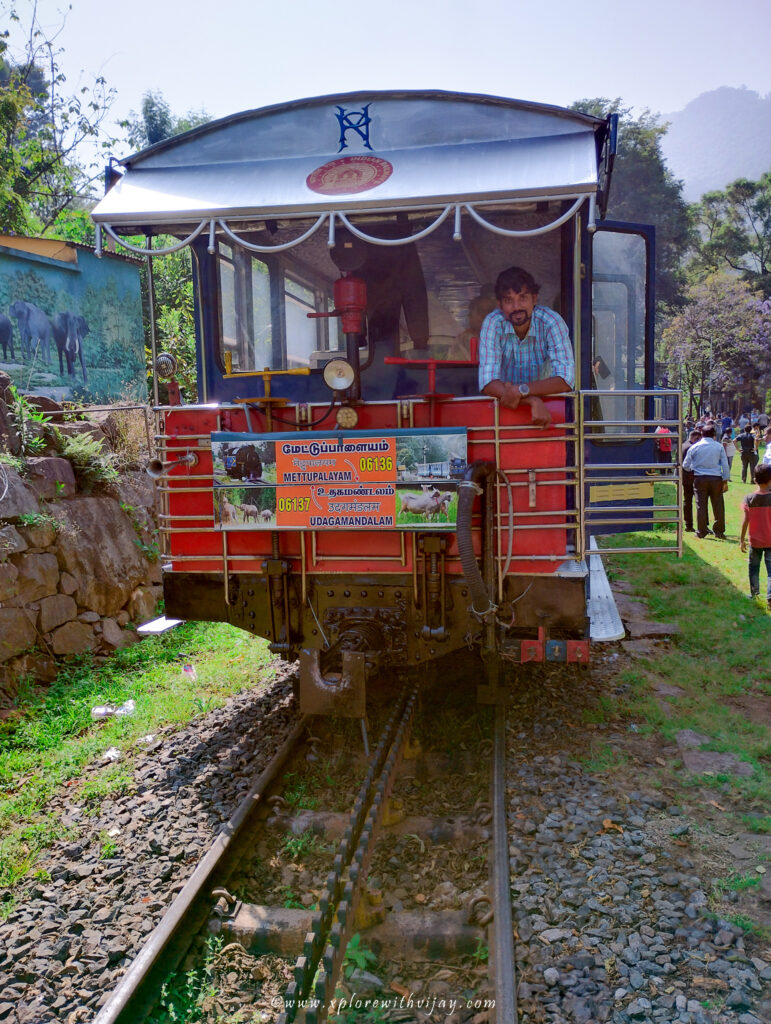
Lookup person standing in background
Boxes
[682,429,701,532]
[654,424,673,473]
[683,425,730,539]
[740,464,771,610]
[762,425,771,467]
[722,430,737,475]
[737,424,758,483]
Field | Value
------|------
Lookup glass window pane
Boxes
[217,245,272,372]
[591,232,647,434]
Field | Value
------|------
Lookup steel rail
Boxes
[280,683,418,1024]
[93,714,310,1024]
[492,704,516,1023]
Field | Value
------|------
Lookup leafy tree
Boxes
[118,91,212,402]
[660,273,771,415]
[0,2,116,233]
[123,89,210,152]
[691,173,771,296]
[571,98,694,309]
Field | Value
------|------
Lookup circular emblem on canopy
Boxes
[306,156,393,195]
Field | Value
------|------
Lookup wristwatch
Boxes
[516,383,530,397]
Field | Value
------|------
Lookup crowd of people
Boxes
[675,409,771,609]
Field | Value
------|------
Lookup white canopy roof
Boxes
[92,91,608,229]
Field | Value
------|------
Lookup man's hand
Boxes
[722,481,729,493]
[525,396,553,428]
[740,539,747,552]
[498,383,521,411]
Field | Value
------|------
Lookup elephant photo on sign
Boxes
[8,300,52,364]
[52,312,89,383]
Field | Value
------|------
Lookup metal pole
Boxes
[493,704,516,1023]
[93,716,309,1024]
[146,240,159,407]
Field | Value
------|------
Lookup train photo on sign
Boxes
[93,89,681,711]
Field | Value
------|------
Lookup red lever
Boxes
[384,349,478,394]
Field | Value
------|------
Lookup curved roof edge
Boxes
[121,90,606,168]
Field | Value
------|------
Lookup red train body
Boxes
[93,91,681,710]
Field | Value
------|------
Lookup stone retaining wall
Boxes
[0,460,161,694]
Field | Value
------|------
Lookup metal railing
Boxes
[150,390,684,577]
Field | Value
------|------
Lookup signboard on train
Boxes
[210,428,467,531]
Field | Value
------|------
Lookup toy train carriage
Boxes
[92,91,681,707]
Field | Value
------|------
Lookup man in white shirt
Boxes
[762,426,771,467]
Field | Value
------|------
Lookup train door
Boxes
[583,221,661,540]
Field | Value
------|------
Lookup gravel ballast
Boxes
[0,651,768,1024]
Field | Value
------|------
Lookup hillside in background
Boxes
[659,86,771,201]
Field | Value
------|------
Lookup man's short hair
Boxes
[755,464,771,485]
[701,424,716,438]
[495,266,541,299]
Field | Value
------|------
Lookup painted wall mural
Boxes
[0,240,146,404]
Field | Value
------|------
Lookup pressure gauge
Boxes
[336,405,359,429]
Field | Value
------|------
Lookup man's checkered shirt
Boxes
[477,306,575,392]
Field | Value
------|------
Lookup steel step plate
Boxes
[587,538,625,642]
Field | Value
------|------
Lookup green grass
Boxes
[282,830,324,860]
[578,741,629,773]
[598,460,770,808]
[0,622,276,898]
[712,871,761,897]
[149,933,223,1024]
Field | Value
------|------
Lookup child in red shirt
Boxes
[740,464,771,608]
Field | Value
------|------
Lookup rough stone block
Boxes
[54,421,107,447]
[681,749,754,778]
[49,621,96,656]
[113,472,155,511]
[54,496,148,615]
[0,467,38,519]
[17,521,58,549]
[0,608,37,663]
[0,561,19,602]
[59,571,78,595]
[101,617,138,649]
[0,525,28,557]
[77,610,100,623]
[11,552,59,603]
[38,594,77,633]
[5,651,57,683]
[127,585,158,625]
[23,457,77,500]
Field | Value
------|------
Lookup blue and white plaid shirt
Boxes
[478,306,575,392]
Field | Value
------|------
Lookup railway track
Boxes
[93,671,517,1024]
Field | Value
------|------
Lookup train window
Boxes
[368,206,564,362]
[284,273,318,368]
[591,231,648,437]
[217,244,272,373]
[216,205,566,379]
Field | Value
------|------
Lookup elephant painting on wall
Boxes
[52,312,89,384]
[0,243,144,403]
[8,300,52,364]
[0,315,13,361]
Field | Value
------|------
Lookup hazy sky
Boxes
[7,0,771,153]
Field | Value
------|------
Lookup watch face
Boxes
[519,384,529,397]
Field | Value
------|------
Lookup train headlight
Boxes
[155,352,178,380]
[335,405,359,429]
